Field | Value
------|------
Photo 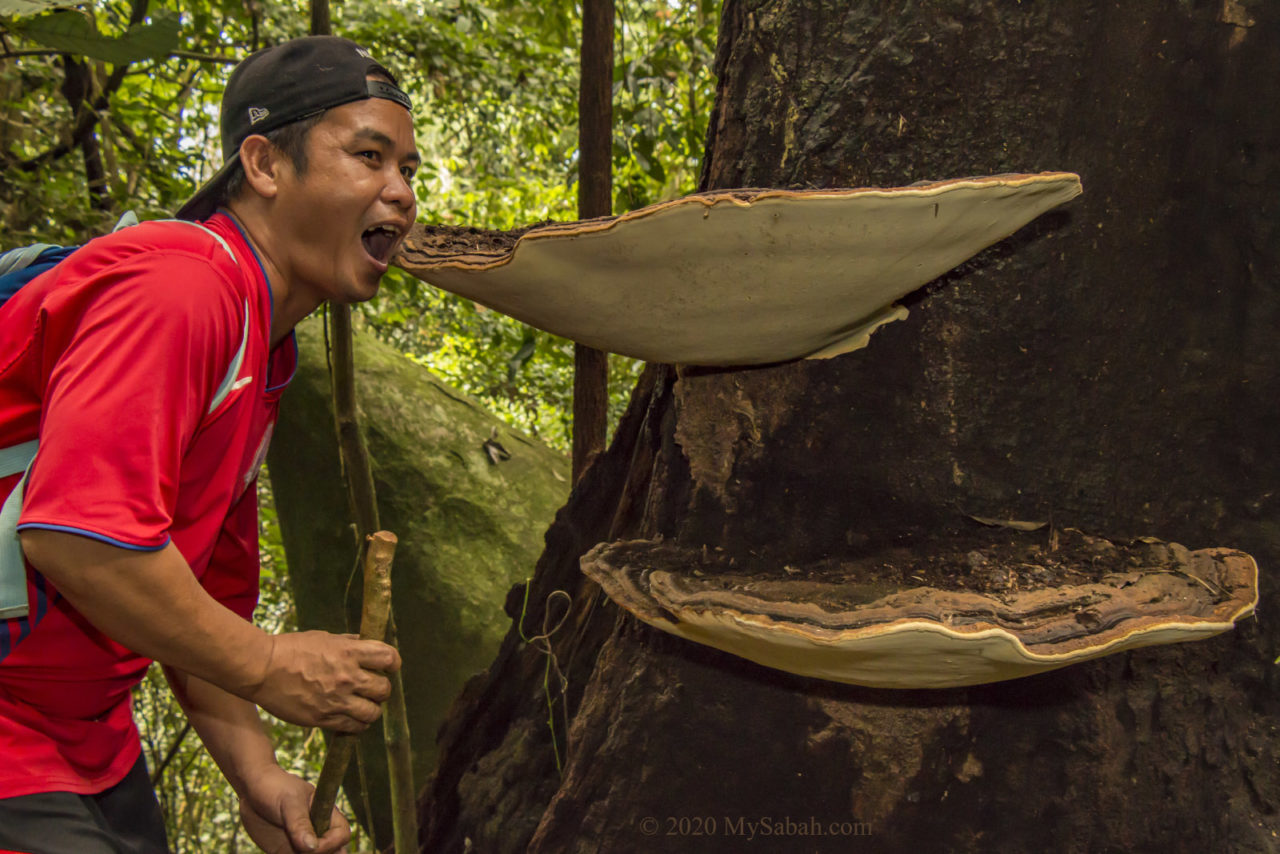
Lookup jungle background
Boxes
[0,0,718,848]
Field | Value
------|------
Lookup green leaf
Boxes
[15,9,180,65]
[0,0,77,14]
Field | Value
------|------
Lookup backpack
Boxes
[0,212,248,621]
[0,213,140,307]
[0,245,78,306]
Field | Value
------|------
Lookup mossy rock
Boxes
[267,316,569,842]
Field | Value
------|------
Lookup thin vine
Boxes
[517,581,573,774]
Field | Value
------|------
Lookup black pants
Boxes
[0,755,169,854]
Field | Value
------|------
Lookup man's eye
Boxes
[358,150,379,162]
[400,166,416,180]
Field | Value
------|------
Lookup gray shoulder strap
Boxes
[0,244,59,278]
[0,440,39,620]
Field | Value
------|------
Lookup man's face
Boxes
[270,93,419,305]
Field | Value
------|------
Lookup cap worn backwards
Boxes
[177,35,413,222]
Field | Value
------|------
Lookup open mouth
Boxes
[361,225,401,265]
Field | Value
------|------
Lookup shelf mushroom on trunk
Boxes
[393,170,1260,687]
[579,530,1259,689]
[396,172,1081,366]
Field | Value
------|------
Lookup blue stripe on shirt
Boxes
[15,523,169,552]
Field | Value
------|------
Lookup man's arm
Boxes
[165,666,350,854]
[19,529,399,732]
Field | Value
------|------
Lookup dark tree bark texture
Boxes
[417,2,1280,852]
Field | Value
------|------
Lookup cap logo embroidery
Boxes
[248,106,270,124]
[356,47,373,58]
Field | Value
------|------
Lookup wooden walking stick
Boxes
[309,531,397,835]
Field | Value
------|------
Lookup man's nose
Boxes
[384,168,415,208]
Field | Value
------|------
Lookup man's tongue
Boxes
[362,228,396,262]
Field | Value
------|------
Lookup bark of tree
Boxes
[416,2,1280,852]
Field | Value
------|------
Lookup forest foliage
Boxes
[2,0,718,448]
[1,0,718,849]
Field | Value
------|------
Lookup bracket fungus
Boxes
[397,172,1082,365]
[580,529,1258,689]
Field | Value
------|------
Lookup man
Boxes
[0,36,420,853]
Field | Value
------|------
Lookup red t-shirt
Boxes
[0,212,295,797]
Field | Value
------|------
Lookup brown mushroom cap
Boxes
[580,533,1258,689]
[397,173,1082,365]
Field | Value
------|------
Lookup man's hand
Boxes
[240,765,350,854]
[245,631,401,732]
[20,532,399,732]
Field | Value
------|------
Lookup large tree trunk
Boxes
[417,2,1280,852]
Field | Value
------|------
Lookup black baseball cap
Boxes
[177,36,413,221]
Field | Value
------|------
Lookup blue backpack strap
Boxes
[0,244,60,278]
[0,440,38,620]
[0,245,78,305]
[0,212,135,306]
[0,241,85,620]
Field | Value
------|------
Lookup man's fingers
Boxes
[315,808,352,854]
[324,697,383,733]
[278,787,320,852]
[249,631,400,730]
[354,639,401,672]
[356,671,392,704]
[351,696,383,726]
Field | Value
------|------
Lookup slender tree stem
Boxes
[573,0,615,482]
[310,532,397,834]
[324,305,419,846]
[382,619,416,852]
[170,50,239,64]
[149,721,192,785]
[327,307,381,537]
[310,1,331,41]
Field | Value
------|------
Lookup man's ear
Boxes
[238,134,285,200]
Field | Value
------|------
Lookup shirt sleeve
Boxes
[17,251,243,549]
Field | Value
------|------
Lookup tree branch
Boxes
[170,49,239,64]
[59,55,110,208]
[3,11,143,175]
[309,532,397,835]
[0,48,240,65]
[0,48,70,60]
[149,721,193,785]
